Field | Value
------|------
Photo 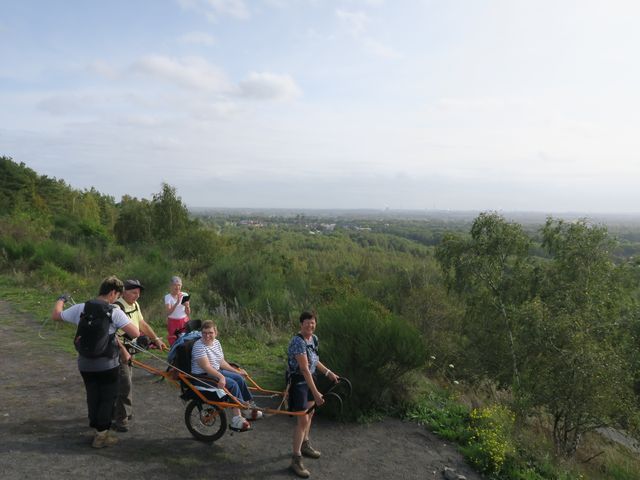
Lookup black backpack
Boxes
[74,300,118,359]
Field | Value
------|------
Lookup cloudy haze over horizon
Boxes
[2,1,640,213]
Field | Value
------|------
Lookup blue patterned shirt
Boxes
[287,334,319,375]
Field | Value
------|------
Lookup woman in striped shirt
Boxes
[191,320,261,431]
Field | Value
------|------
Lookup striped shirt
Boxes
[191,338,224,374]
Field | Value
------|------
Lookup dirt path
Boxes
[0,301,482,480]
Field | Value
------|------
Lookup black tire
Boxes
[184,399,227,442]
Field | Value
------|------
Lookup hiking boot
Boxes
[290,454,310,478]
[92,430,118,448]
[229,415,251,432]
[301,440,321,459]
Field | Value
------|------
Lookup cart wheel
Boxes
[184,399,227,442]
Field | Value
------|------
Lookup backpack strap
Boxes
[297,333,318,353]
[289,334,319,380]
[82,299,115,319]
[114,300,139,318]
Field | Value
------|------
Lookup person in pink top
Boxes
[164,276,191,345]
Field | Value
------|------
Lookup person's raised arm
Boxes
[51,294,70,322]
[165,293,184,315]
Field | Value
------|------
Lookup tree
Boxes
[526,219,636,456]
[438,214,638,457]
[114,195,153,244]
[436,212,533,386]
[151,183,191,238]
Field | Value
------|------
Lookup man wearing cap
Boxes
[113,279,167,432]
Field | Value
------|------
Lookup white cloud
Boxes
[178,31,217,46]
[81,56,301,108]
[130,55,232,92]
[238,72,302,101]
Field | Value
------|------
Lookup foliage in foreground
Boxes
[317,294,427,419]
[407,391,515,477]
[405,386,640,480]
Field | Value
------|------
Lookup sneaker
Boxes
[92,430,118,449]
[290,454,310,478]
[230,415,251,432]
[242,408,263,421]
[301,439,321,459]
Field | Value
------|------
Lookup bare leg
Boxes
[293,402,313,455]
[303,410,314,441]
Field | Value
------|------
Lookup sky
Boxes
[2,0,640,212]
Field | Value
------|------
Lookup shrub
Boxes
[408,394,521,479]
[37,261,72,290]
[32,240,81,272]
[0,236,36,263]
[317,294,427,419]
[461,405,515,475]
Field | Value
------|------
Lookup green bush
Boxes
[37,261,72,289]
[317,294,427,419]
[461,405,515,476]
[32,240,81,272]
[408,394,521,479]
[0,236,36,263]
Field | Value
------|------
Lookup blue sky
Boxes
[2,0,639,212]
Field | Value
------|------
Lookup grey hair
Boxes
[171,276,182,285]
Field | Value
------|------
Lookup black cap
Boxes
[124,279,144,291]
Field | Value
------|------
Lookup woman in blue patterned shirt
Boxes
[286,311,339,478]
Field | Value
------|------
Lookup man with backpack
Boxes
[112,279,166,432]
[52,276,139,448]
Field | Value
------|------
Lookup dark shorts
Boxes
[288,375,316,412]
